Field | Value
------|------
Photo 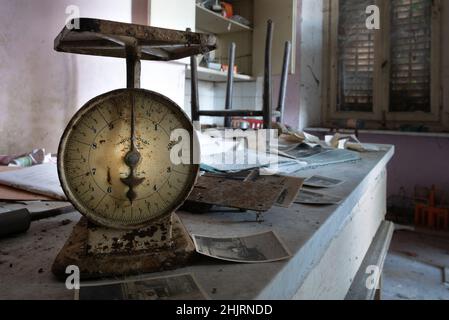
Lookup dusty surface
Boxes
[0,148,393,299]
[0,212,81,300]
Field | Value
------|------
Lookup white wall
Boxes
[0,0,131,155]
[148,0,195,31]
[297,0,323,130]
[0,0,192,155]
[184,80,261,126]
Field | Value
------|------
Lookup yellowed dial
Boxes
[58,89,199,229]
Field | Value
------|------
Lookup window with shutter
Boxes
[389,0,432,113]
[323,0,443,130]
[337,0,375,112]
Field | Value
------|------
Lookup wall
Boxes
[359,133,449,197]
[184,79,218,126]
[148,0,195,31]
[0,0,131,155]
[184,79,262,126]
[307,129,449,199]
[269,0,322,130]
[296,0,323,130]
[0,0,190,155]
[272,0,303,129]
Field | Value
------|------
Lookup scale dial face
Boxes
[58,89,199,230]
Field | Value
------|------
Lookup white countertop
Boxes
[0,145,394,299]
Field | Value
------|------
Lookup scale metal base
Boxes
[52,214,196,280]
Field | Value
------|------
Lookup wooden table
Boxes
[0,145,395,300]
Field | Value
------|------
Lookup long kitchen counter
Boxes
[0,145,394,300]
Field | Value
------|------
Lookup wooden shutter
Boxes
[389,0,432,113]
[337,0,375,112]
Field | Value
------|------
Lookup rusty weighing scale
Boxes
[51,18,216,279]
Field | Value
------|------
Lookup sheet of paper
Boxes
[0,164,66,200]
[295,189,342,205]
[76,273,208,300]
[303,175,344,188]
[192,231,291,263]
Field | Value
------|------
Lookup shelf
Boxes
[195,4,252,34]
[186,66,255,83]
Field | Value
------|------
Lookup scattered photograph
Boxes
[76,273,207,300]
[192,231,291,263]
[245,172,304,208]
[295,189,342,205]
[303,175,344,188]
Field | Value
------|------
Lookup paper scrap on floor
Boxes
[0,163,66,200]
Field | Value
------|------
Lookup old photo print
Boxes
[192,231,291,263]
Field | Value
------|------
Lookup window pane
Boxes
[337,0,375,112]
[390,0,432,112]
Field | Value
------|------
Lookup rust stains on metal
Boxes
[52,214,195,280]
[54,18,217,61]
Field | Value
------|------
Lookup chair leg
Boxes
[263,20,274,130]
[188,28,200,124]
[225,42,236,128]
[190,57,200,123]
[277,41,291,124]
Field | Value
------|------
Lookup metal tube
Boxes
[188,29,200,123]
[278,41,291,123]
[225,42,236,128]
[198,110,264,117]
[126,44,141,89]
[263,20,274,130]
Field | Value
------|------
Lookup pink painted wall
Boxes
[357,134,449,197]
[307,130,449,197]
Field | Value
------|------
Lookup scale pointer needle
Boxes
[121,93,145,203]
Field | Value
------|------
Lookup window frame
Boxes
[322,0,442,129]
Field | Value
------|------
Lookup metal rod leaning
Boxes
[277,41,291,123]
[188,28,200,123]
[263,20,274,130]
[225,42,236,128]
